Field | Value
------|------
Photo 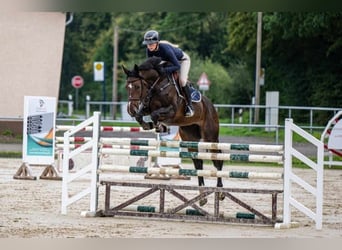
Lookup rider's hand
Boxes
[157,67,167,75]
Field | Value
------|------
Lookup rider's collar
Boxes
[153,43,159,51]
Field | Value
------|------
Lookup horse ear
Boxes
[134,64,139,72]
[122,65,129,75]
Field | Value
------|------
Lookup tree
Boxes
[226,12,342,123]
[60,12,112,107]
[60,12,342,123]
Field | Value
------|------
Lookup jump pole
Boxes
[60,112,324,230]
[98,165,283,180]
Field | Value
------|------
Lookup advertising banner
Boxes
[23,96,56,165]
[328,118,342,150]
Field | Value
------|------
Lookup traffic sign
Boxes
[197,72,210,91]
[71,75,84,89]
[94,61,104,81]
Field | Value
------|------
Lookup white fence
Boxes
[61,112,324,230]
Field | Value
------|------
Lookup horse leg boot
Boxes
[182,85,194,117]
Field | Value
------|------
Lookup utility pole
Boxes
[254,12,262,124]
[112,24,119,119]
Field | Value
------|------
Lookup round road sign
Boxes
[71,75,84,89]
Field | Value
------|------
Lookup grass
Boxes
[0,152,21,158]
[0,133,22,144]
[219,126,322,143]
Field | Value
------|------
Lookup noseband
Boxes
[126,77,145,102]
[127,76,163,114]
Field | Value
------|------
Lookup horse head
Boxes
[122,56,169,116]
[122,64,149,117]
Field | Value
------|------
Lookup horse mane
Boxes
[139,57,163,71]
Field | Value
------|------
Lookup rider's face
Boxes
[147,42,158,51]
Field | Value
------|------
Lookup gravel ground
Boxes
[0,156,341,238]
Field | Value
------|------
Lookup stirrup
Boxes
[185,106,194,117]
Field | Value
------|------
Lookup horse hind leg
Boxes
[192,158,208,206]
[200,113,225,200]
[179,126,208,205]
[212,154,224,187]
[213,156,225,201]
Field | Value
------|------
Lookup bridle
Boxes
[126,77,146,102]
[126,75,162,115]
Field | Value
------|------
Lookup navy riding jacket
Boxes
[146,42,184,74]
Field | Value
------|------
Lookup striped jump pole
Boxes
[56,144,157,150]
[100,148,284,164]
[121,205,254,219]
[56,136,158,144]
[56,136,93,143]
[99,138,283,153]
[56,125,155,133]
[56,137,158,150]
[98,165,283,180]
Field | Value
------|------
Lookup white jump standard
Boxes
[61,112,324,230]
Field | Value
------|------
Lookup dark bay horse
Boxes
[122,57,224,205]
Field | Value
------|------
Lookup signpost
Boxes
[94,62,104,81]
[71,75,84,89]
[197,72,210,95]
[94,61,106,118]
[71,75,84,110]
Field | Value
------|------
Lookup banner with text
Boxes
[23,96,56,165]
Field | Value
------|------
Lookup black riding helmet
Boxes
[142,30,159,45]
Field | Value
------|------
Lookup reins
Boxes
[127,78,145,102]
[138,76,161,114]
[127,66,179,117]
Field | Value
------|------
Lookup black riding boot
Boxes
[182,85,194,117]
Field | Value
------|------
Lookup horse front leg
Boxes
[150,106,174,123]
[135,114,154,130]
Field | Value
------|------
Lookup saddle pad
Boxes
[190,86,201,102]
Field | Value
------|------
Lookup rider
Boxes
[142,30,194,117]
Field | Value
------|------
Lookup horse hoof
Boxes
[199,198,208,206]
[155,124,167,133]
[69,159,74,170]
[142,122,153,130]
[219,192,225,201]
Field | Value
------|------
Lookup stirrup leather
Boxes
[185,105,194,117]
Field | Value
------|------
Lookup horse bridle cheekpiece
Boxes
[127,76,156,116]
[127,77,144,102]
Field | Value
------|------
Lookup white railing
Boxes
[60,113,324,230]
[61,112,100,215]
[278,118,323,230]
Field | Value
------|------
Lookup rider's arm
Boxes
[159,45,181,74]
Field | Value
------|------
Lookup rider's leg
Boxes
[182,85,194,117]
[179,52,194,117]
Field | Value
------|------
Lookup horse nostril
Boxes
[127,102,133,116]
[127,102,140,117]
